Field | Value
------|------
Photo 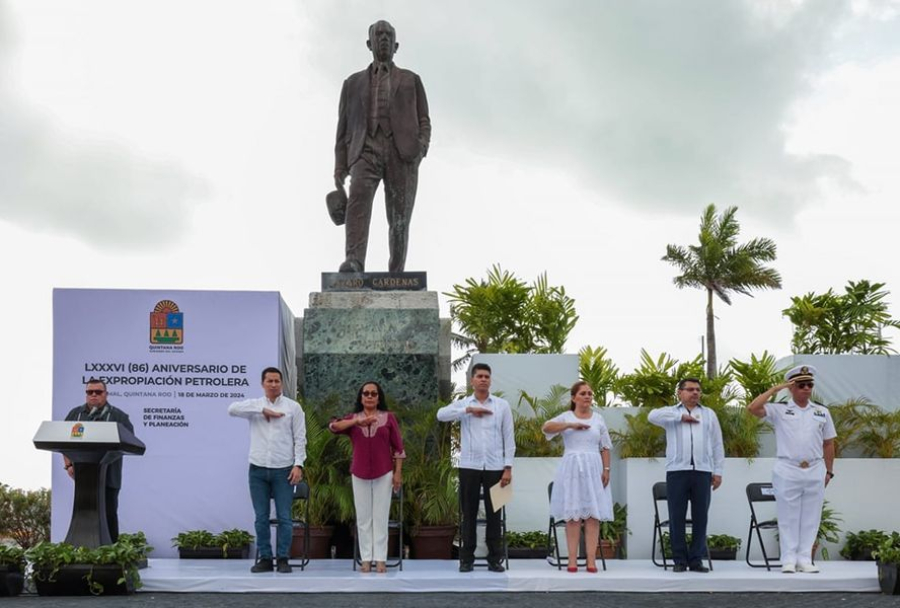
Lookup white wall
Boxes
[509,457,900,561]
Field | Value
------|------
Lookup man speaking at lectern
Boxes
[63,378,133,542]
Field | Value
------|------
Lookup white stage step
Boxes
[139,559,880,593]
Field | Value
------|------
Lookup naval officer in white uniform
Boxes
[748,365,836,574]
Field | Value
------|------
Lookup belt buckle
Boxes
[799,460,810,469]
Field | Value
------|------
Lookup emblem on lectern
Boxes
[71,423,85,438]
[150,300,184,345]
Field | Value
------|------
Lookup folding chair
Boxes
[353,486,404,571]
[546,482,607,571]
[458,485,509,570]
[745,482,781,570]
[255,480,310,570]
[651,481,712,570]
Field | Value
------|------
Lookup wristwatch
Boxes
[603,467,611,471]
[826,471,834,479]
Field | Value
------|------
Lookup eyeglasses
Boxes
[361,391,379,397]
[85,389,105,396]
[796,382,814,389]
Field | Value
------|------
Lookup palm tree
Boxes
[662,205,782,378]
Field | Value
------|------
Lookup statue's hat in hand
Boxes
[326,188,347,226]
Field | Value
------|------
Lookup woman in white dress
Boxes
[542,381,613,572]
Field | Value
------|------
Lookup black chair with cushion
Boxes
[546,482,607,571]
[745,482,782,570]
[458,486,509,570]
[651,481,712,571]
[255,480,310,570]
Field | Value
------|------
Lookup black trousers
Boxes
[666,470,711,566]
[458,468,504,565]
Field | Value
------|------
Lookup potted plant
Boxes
[814,501,842,560]
[841,529,891,561]
[172,529,253,559]
[25,541,142,596]
[707,534,741,560]
[400,402,458,559]
[506,531,548,559]
[873,533,900,595]
[117,532,153,569]
[293,405,354,559]
[598,502,629,559]
[0,545,25,597]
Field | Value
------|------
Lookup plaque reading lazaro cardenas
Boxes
[321,272,427,292]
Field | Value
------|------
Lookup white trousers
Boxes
[772,460,825,566]
[352,472,393,562]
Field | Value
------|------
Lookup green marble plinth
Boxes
[300,289,444,406]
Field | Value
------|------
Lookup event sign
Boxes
[51,289,295,557]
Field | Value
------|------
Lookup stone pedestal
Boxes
[299,287,449,406]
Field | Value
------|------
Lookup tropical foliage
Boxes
[514,386,568,457]
[579,345,620,407]
[856,409,900,458]
[729,351,788,405]
[827,398,877,457]
[783,280,900,355]
[397,402,459,528]
[300,404,355,526]
[610,409,666,458]
[445,265,578,369]
[0,484,50,549]
[662,204,782,377]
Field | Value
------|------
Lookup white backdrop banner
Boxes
[51,288,295,557]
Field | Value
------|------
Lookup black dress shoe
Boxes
[689,564,710,573]
[276,558,292,574]
[459,562,474,572]
[339,259,363,273]
[487,562,506,573]
[251,559,274,573]
[672,564,687,573]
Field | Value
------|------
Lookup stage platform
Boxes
[140,559,880,593]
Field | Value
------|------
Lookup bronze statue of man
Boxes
[332,20,431,273]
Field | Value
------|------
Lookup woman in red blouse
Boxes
[329,381,405,573]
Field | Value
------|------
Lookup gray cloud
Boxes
[0,6,202,250]
[304,0,859,218]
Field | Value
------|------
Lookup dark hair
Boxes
[261,367,283,383]
[471,363,492,377]
[569,380,591,411]
[353,381,388,413]
[677,377,701,391]
[86,378,107,391]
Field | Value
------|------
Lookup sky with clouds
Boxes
[2,0,899,490]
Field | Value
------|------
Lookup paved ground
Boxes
[3,592,898,607]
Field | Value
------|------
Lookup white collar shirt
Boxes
[647,403,725,475]
[436,393,516,470]
[228,395,306,469]
[763,399,836,462]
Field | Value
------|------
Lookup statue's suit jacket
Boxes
[334,63,431,178]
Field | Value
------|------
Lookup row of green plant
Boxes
[8,533,153,595]
[170,529,253,556]
[660,532,742,558]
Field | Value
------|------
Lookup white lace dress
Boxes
[545,410,614,521]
